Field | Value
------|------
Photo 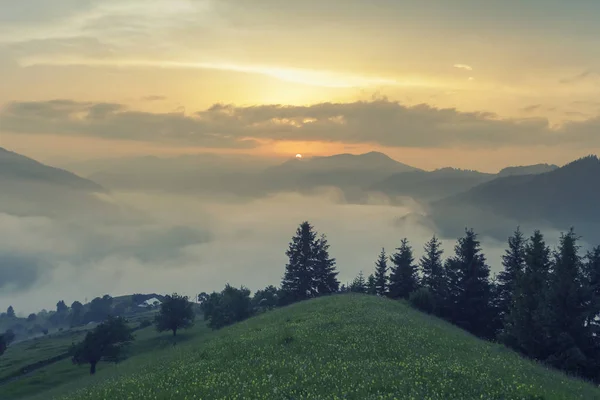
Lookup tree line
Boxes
[6,220,600,384]
[199,221,600,383]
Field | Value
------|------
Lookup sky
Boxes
[1,0,599,313]
[1,0,600,171]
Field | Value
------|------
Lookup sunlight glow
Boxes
[17,58,444,89]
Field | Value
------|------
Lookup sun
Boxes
[295,153,303,159]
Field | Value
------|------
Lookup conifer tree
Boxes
[543,228,592,375]
[584,246,600,328]
[367,274,377,295]
[583,246,600,377]
[374,248,388,296]
[282,222,318,302]
[419,236,445,306]
[502,230,552,359]
[281,222,339,302]
[444,228,493,338]
[312,234,340,295]
[497,227,527,320]
[350,271,367,293]
[389,239,419,299]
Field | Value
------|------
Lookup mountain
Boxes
[371,167,495,202]
[271,151,418,174]
[430,155,600,241]
[78,153,275,197]
[0,148,104,192]
[497,163,558,177]
[0,147,119,219]
[77,151,421,201]
[257,152,421,200]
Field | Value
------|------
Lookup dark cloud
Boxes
[0,100,258,149]
[520,104,541,113]
[2,98,600,149]
[0,253,49,291]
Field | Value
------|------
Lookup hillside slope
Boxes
[429,155,600,241]
[45,295,599,400]
[0,147,121,219]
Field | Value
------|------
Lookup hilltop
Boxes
[22,295,600,400]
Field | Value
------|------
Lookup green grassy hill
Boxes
[13,294,600,400]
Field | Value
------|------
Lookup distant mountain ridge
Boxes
[429,155,600,241]
[371,167,495,202]
[0,147,120,219]
[497,163,559,177]
[0,147,104,192]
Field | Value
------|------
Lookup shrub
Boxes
[139,319,152,329]
[409,288,436,314]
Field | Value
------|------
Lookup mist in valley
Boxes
[0,183,575,315]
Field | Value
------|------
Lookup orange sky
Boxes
[1,0,600,171]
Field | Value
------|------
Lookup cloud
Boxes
[0,99,258,149]
[559,69,600,84]
[1,187,580,315]
[0,208,212,296]
[141,95,167,102]
[520,104,542,113]
[3,98,600,149]
[17,58,408,89]
[0,253,50,292]
[453,64,473,71]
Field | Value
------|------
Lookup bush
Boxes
[201,285,253,330]
[139,319,152,329]
[409,288,436,314]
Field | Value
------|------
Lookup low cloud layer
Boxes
[0,188,580,315]
[2,98,600,150]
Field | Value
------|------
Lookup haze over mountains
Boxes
[2,146,599,312]
[5,146,596,234]
[0,148,120,220]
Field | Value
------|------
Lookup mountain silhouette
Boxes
[497,163,558,177]
[258,152,421,201]
[0,147,119,219]
[371,167,495,202]
[430,155,600,241]
[0,147,104,192]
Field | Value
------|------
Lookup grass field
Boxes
[6,294,599,400]
[0,310,209,399]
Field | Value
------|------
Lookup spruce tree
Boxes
[584,246,600,328]
[389,239,419,299]
[497,228,527,320]
[543,228,592,376]
[419,236,446,306]
[281,222,339,302]
[367,274,377,295]
[281,221,318,302]
[374,248,388,296]
[350,271,367,293]
[583,246,600,378]
[312,234,340,295]
[502,230,552,359]
[444,228,493,338]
